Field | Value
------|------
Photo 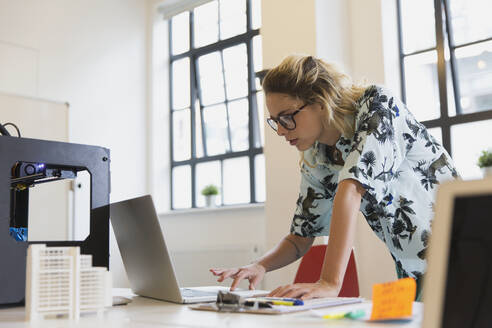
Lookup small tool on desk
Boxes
[215,291,307,312]
[216,291,274,311]
[216,291,254,311]
[216,292,306,311]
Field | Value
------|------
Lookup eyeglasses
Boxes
[267,104,308,132]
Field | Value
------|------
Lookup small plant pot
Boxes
[482,166,492,178]
[205,195,217,208]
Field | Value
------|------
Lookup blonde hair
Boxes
[262,55,367,138]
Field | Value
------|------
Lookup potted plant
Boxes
[201,184,219,207]
[477,150,492,177]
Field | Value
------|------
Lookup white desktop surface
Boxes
[0,288,423,328]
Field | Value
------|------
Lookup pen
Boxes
[246,297,304,306]
[261,297,300,301]
[254,297,304,305]
[270,300,298,306]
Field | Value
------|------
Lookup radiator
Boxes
[169,245,262,290]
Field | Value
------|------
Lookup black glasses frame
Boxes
[267,104,308,131]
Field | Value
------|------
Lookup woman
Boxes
[210,55,458,301]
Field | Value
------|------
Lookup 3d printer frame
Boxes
[0,135,110,306]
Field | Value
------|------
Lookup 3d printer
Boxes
[0,123,110,306]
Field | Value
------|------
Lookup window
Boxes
[169,0,264,209]
[397,0,492,179]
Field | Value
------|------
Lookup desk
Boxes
[0,289,422,328]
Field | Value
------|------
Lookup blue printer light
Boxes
[9,227,28,242]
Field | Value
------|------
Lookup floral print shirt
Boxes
[291,85,458,281]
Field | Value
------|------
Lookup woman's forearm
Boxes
[256,234,314,272]
[320,179,364,288]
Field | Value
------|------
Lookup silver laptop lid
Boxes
[110,195,183,303]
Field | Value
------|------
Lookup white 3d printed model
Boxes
[25,244,112,320]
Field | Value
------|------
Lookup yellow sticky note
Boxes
[370,277,416,321]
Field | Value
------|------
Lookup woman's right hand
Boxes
[210,263,266,291]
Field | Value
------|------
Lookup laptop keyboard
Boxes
[181,288,217,298]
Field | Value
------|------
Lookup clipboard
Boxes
[189,296,364,314]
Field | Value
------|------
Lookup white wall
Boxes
[0,0,149,287]
[315,0,353,74]
[0,0,149,201]
[348,0,385,84]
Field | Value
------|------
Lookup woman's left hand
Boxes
[268,280,340,300]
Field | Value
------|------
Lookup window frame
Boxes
[396,0,492,155]
[168,0,263,210]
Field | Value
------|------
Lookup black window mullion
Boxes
[194,56,209,157]
[170,30,260,61]
[246,0,256,203]
[433,0,452,154]
[403,47,438,57]
[196,97,247,108]
[442,0,463,116]
[220,50,233,153]
[190,10,195,51]
[440,122,452,157]
[246,0,252,30]
[173,147,263,166]
[249,154,256,203]
[220,160,224,205]
[191,163,197,207]
[423,109,492,129]
[454,36,492,50]
[191,11,209,159]
[189,12,197,208]
[192,9,211,160]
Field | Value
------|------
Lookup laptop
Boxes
[110,195,268,304]
[423,176,492,327]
